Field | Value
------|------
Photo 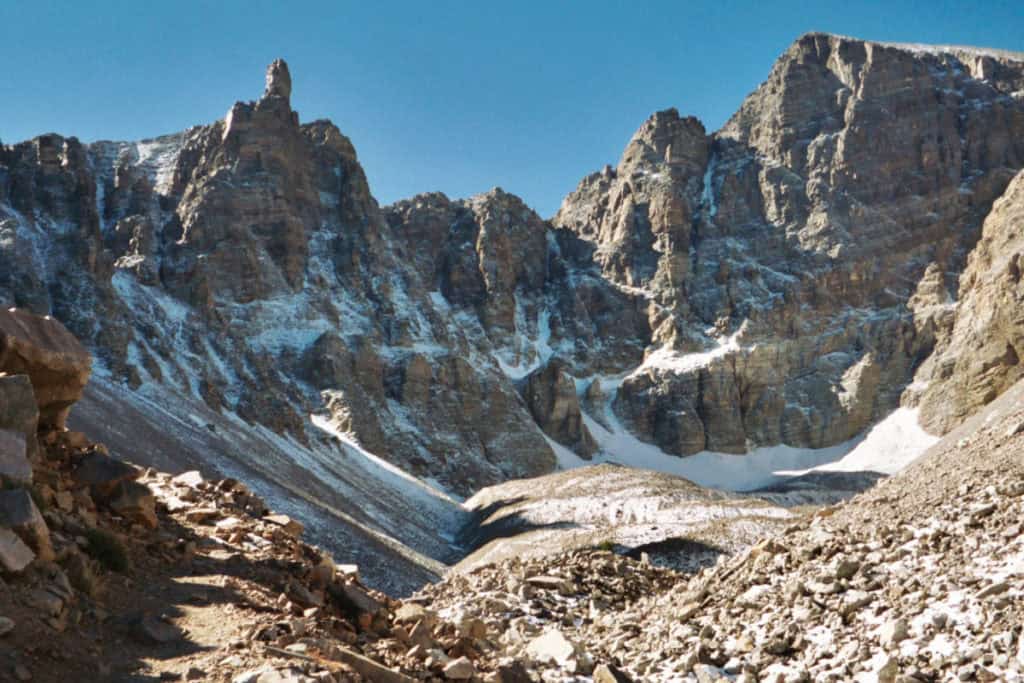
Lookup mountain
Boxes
[2,34,1024,595]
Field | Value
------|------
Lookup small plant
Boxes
[83,528,130,573]
[597,539,616,552]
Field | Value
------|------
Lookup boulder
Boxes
[71,452,141,500]
[0,309,91,429]
[525,629,580,665]
[0,489,53,561]
[0,527,34,573]
[0,373,38,481]
[0,431,31,485]
[264,513,303,538]
[593,663,633,682]
[107,481,158,528]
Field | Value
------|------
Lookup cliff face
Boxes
[554,33,1024,456]
[2,35,1024,506]
[916,168,1024,431]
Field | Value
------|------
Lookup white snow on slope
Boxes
[631,330,743,376]
[494,298,555,380]
[701,151,719,218]
[563,374,938,492]
[310,413,462,511]
[133,135,184,195]
[776,407,939,477]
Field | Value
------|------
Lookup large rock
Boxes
[0,309,91,429]
[522,362,596,458]
[72,452,141,500]
[0,527,34,573]
[107,481,158,528]
[0,489,53,561]
[0,374,38,482]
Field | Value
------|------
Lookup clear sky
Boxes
[2,1,1022,216]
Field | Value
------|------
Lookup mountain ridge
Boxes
[2,33,1024,593]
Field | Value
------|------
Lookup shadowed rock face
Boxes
[521,362,596,458]
[1,37,1023,501]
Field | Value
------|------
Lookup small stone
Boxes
[184,507,221,524]
[443,657,475,679]
[525,629,579,665]
[977,581,1009,599]
[172,471,204,488]
[593,663,633,682]
[330,581,380,614]
[876,656,899,683]
[264,514,303,538]
[880,618,910,648]
[833,558,861,580]
[526,575,575,595]
[394,602,433,625]
[0,617,12,636]
[137,613,183,644]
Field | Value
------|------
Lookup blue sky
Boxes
[2,1,1022,216]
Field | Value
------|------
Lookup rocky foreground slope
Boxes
[420,378,1024,682]
[0,308,530,682]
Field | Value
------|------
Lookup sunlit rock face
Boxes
[555,33,1024,456]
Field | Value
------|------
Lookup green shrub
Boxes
[83,528,129,573]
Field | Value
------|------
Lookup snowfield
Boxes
[559,371,939,493]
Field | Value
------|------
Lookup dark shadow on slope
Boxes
[69,381,449,596]
[75,508,405,682]
[624,536,726,574]
[454,495,530,549]
[750,469,887,507]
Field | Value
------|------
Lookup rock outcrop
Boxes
[0,374,38,482]
[917,168,1024,432]
[521,362,596,458]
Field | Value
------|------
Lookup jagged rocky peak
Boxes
[263,57,292,101]
[619,107,709,175]
[165,58,382,306]
[554,107,710,298]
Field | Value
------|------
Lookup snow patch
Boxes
[630,330,743,377]
[573,372,937,492]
